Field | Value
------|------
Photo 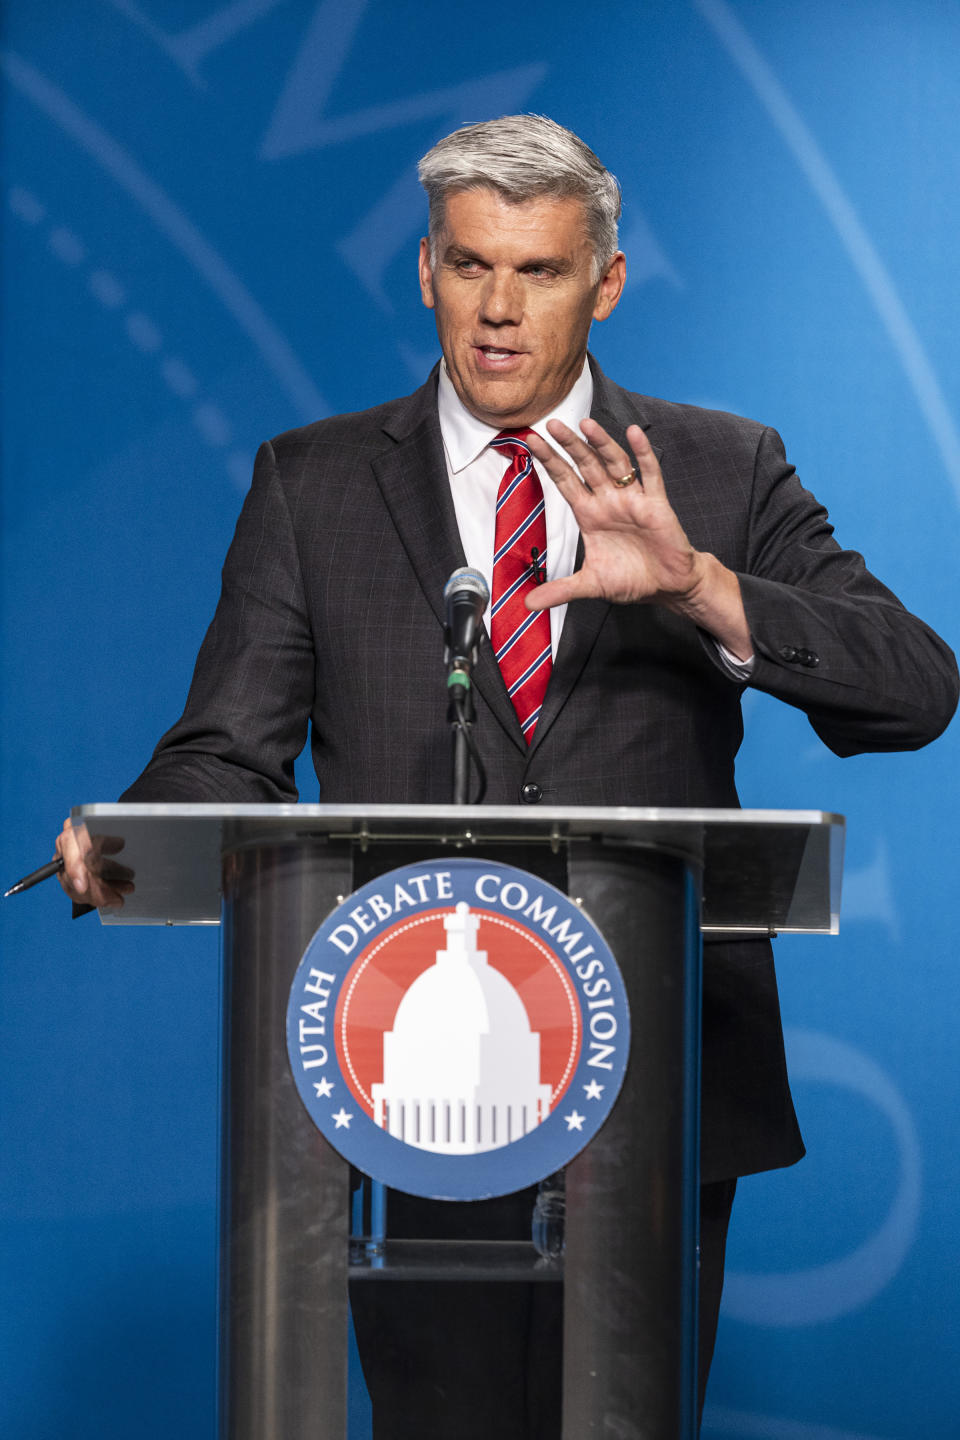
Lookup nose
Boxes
[479,267,523,326]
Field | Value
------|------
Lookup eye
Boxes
[524,264,556,280]
[454,258,483,275]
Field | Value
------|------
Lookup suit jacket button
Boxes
[801,650,820,667]
[779,645,798,662]
[520,782,543,804]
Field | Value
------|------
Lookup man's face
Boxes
[419,188,625,429]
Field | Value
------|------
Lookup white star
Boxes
[331,1108,353,1129]
[565,1110,586,1131]
[583,1080,604,1101]
[313,1078,334,1098]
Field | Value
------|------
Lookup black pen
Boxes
[4,857,65,898]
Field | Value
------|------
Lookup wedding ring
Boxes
[613,469,637,487]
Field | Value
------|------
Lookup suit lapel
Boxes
[371,373,527,750]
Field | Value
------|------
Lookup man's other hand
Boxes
[56,817,135,909]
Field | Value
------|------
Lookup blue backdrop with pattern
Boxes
[2,3,958,1437]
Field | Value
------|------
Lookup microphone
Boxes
[443,567,490,680]
[444,567,490,806]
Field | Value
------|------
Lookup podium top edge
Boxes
[73,802,844,828]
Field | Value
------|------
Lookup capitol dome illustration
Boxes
[371,902,552,1153]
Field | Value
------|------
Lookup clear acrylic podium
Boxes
[75,802,844,1440]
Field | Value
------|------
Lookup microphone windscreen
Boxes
[443,567,490,607]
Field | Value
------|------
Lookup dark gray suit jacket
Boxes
[123,359,958,1183]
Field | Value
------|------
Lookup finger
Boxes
[99,863,136,887]
[544,419,628,491]
[57,818,89,896]
[55,816,75,859]
[65,867,132,909]
[89,860,136,905]
[88,884,127,910]
[523,429,593,496]
[97,884,131,908]
[624,423,666,497]
[575,418,642,489]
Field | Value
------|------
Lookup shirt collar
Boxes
[437,357,594,473]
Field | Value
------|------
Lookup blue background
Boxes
[1,3,958,1436]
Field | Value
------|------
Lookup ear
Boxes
[592,251,626,323]
[419,237,436,310]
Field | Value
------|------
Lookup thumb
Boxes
[525,573,591,611]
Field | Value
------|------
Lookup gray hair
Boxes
[418,114,621,283]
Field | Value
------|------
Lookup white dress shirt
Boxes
[437,358,590,657]
[436,359,753,676]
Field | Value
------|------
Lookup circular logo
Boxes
[286,858,630,1199]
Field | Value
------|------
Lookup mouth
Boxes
[473,344,526,370]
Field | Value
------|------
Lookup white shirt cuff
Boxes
[713,642,755,679]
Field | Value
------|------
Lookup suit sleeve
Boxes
[727,426,958,755]
[122,440,316,801]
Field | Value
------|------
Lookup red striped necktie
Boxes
[490,429,552,743]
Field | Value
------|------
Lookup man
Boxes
[57,115,958,1434]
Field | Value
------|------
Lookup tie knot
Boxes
[492,428,535,458]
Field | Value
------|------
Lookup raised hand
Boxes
[525,418,753,660]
